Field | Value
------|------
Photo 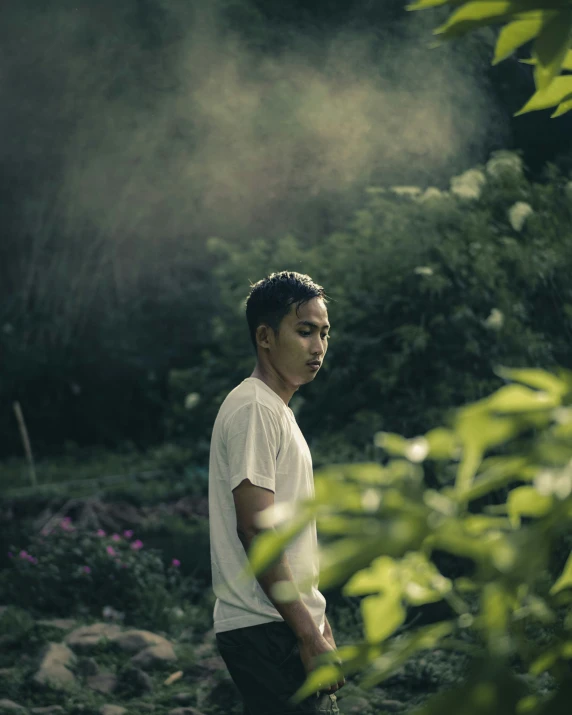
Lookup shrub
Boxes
[1,520,185,628]
[244,366,572,712]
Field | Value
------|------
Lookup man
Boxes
[208,271,345,714]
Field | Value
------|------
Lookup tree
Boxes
[407,0,572,118]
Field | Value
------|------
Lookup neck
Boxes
[250,363,297,406]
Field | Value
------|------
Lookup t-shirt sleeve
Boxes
[226,402,280,493]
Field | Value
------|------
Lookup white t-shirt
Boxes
[208,376,326,635]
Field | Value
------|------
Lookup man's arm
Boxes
[234,476,321,642]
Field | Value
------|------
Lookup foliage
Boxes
[238,366,572,712]
[176,153,572,468]
[407,0,572,117]
[0,519,187,629]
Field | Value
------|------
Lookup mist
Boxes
[1,1,508,247]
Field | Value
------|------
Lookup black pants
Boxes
[215,620,340,715]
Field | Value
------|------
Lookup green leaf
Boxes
[406,0,464,9]
[362,591,407,644]
[359,622,454,689]
[532,9,572,90]
[484,384,558,413]
[290,661,346,704]
[520,48,572,69]
[506,486,553,528]
[550,551,572,595]
[493,14,547,65]
[424,427,461,460]
[343,556,399,596]
[551,95,572,116]
[493,366,568,398]
[515,75,572,115]
[434,2,538,39]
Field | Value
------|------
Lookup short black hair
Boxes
[245,271,328,354]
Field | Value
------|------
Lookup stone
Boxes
[99,706,127,715]
[75,657,99,676]
[65,624,122,652]
[0,700,26,712]
[197,656,225,672]
[337,695,371,714]
[36,619,76,631]
[111,630,173,654]
[379,700,405,712]
[86,673,118,695]
[31,708,65,714]
[131,643,177,669]
[117,667,153,695]
[33,643,76,691]
[171,693,193,704]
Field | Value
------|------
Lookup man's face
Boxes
[263,297,330,386]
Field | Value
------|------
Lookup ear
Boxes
[256,324,271,350]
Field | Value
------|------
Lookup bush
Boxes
[1,520,185,628]
[246,365,572,712]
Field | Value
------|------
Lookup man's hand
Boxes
[322,619,345,694]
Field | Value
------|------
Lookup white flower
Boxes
[390,186,422,198]
[450,169,486,201]
[184,392,201,410]
[405,437,429,463]
[419,187,448,202]
[414,266,433,276]
[482,308,504,330]
[486,150,524,180]
[564,181,572,202]
[361,488,381,512]
[508,202,533,232]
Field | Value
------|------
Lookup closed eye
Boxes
[299,331,330,339]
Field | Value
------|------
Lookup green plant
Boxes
[1,520,185,627]
[242,366,572,712]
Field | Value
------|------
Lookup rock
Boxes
[117,667,153,695]
[33,643,76,691]
[379,700,405,712]
[131,643,177,669]
[86,673,118,695]
[75,657,99,676]
[99,707,127,715]
[30,708,65,714]
[171,693,193,704]
[65,624,123,652]
[111,630,173,654]
[36,619,77,631]
[197,656,225,672]
[0,700,26,713]
[337,695,371,714]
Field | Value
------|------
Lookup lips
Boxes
[307,361,321,367]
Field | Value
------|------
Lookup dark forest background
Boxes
[3,0,572,465]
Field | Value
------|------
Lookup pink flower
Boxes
[27,555,38,564]
[7,552,13,558]
[82,566,91,574]
[41,528,50,536]
[19,550,28,559]
[123,530,133,539]
[96,529,106,537]
[130,539,143,551]
[121,563,128,569]
[106,546,116,556]
[171,559,181,567]
[111,534,121,542]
